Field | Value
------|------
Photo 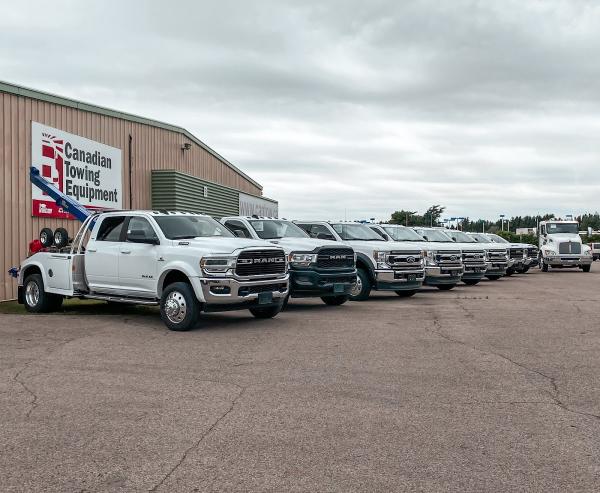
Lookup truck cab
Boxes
[466,233,509,280]
[220,216,356,306]
[18,211,290,330]
[294,221,425,300]
[370,224,476,288]
[538,220,592,272]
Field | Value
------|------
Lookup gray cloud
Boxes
[1,0,599,221]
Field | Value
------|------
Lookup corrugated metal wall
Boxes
[151,170,240,217]
[0,91,264,300]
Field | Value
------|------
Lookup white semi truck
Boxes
[538,220,592,272]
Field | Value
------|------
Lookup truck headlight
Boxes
[425,250,437,267]
[289,252,317,267]
[544,251,555,258]
[200,256,236,274]
[373,250,389,269]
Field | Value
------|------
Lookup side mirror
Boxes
[128,230,159,244]
[316,232,335,241]
[234,230,248,238]
[382,233,390,241]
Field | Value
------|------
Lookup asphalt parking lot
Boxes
[1,269,600,492]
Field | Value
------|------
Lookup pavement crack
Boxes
[148,385,247,492]
[12,366,38,418]
[428,312,600,423]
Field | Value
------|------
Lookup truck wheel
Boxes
[505,267,515,276]
[23,273,62,313]
[349,268,371,301]
[321,295,349,306]
[39,228,54,248]
[462,279,480,286]
[53,227,69,248]
[521,266,530,273]
[437,284,456,290]
[395,290,418,297]
[160,282,200,331]
[582,265,591,272]
[485,275,501,281]
[541,261,548,272]
[281,295,290,311]
[249,303,283,319]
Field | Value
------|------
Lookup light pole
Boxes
[500,214,505,231]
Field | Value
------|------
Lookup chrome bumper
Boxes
[374,269,425,282]
[545,256,593,267]
[199,274,289,304]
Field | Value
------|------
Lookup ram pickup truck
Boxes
[538,220,592,272]
[369,224,478,288]
[17,211,289,331]
[295,221,425,300]
[466,233,510,280]
[220,216,356,306]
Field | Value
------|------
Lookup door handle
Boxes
[87,249,97,253]
[121,250,131,254]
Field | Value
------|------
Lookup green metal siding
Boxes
[152,170,240,217]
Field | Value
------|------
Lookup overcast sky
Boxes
[1,0,599,221]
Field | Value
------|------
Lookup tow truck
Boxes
[10,167,289,331]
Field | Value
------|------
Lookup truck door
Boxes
[85,215,125,293]
[46,254,73,291]
[117,216,159,297]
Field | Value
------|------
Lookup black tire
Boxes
[22,273,62,313]
[53,227,69,248]
[39,228,54,247]
[582,265,591,272]
[505,267,515,277]
[521,266,530,273]
[541,261,548,272]
[160,282,200,331]
[349,268,372,301]
[281,294,290,311]
[249,303,283,319]
[486,275,501,281]
[395,289,418,297]
[462,279,480,286]
[321,295,349,306]
[437,284,456,291]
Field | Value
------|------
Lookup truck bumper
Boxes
[485,261,508,276]
[424,266,463,285]
[545,256,593,267]
[289,268,357,298]
[524,258,539,267]
[199,275,289,310]
[374,269,425,291]
[461,264,488,280]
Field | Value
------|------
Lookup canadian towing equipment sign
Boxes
[31,122,122,219]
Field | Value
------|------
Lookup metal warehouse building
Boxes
[0,81,278,300]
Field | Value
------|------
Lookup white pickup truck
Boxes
[17,211,289,331]
[538,220,592,272]
[294,221,425,300]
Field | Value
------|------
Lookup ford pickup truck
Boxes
[220,216,356,306]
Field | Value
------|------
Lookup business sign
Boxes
[239,192,278,218]
[31,122,122,218]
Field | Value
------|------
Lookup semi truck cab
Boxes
[538,220,592,272]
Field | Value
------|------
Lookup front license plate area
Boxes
[258,292,273,305]
[406,274,416,281]
[333,283,345,293]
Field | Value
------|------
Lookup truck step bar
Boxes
[83,294,159,306]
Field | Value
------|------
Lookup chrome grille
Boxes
[509,248,524,259]
[526,247,538,257]
[235,249,286,276]
[316,247,354,269]
[558,242,581,254]
[435,250,462,266]
[488,249,508,261]
[387,251,423,270]
[462,250,487,266]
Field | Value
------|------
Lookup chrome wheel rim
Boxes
[164,291,187,324]
[351,276,362,297]
[54,231,63,245]
[25,281,40,307]
[40,231,49,245]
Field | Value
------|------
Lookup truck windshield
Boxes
[487,234,509,244]
[414,229,452,242]
[249,220,308,239]
[332,223,385,241]
[382,226,425,241]
[445,230,476,243]
[154,216,233,239]
[546,223,579,234]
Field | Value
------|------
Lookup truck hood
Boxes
[546,233,582,243]
[419,241,462,252]
[176,237,281,255]
[450,242,487,252]
[262,237,341,254]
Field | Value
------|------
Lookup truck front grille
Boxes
[462,251,487,266]
[388,251,423,270]
[236,249,286,276]
[435,250,462,266]
[488,249,508,261]
[316,247,355,269]
[527,247,538,257]
[509,248,524,259]
[558,242,581,254]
